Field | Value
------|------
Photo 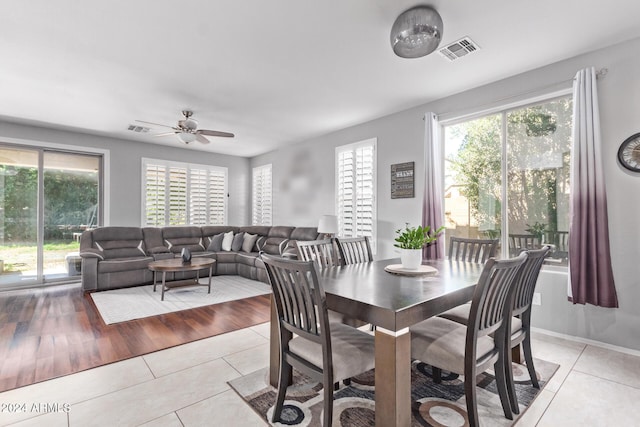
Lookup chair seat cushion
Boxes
[440,304,523,336]
[410,316,495,375]
[289,322,375,382]
[438,303,471,324]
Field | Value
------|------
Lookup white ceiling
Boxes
[2,1,640,157]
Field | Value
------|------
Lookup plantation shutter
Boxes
[144,164,166,226]
[142,159,227,226]
[208,169,226,225]
[168,166,187,225]
[252,164,272,226]
[336,140,376,250]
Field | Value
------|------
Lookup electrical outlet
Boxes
[532,293,541,306]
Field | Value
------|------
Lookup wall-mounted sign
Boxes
[391,161,414,199]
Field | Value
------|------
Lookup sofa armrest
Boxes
[79,249,104,261]
[81,257,98,292]
[281,247,298,259]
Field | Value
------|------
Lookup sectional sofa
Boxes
[79,225,319,292]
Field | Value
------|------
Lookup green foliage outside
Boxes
[446,98,572,240]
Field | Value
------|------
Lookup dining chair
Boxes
[438,246,550,414]
[410,252,528,427]
[448,236,499,263]
[296,238,341,268]
[335,236,373,265]
[508,234,541,257]
[297,238,367,330]
[261,254,375,427]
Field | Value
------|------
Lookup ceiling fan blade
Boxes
[197,129,235,138]
[135,120,175,129]
[154,132,179,137]
[196,134,210,144]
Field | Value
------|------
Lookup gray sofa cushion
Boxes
[207,233,224,251]
[231,232,245,251]
[235,252,258,267]
[98,256,154,273]
[215,251,237,263]
[162,226,206,253]
[261,226,295,255]
[202,226,240,243]
[242,233,259,253]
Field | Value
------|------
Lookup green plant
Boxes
[525,221,547,240]
[394,223,445,249]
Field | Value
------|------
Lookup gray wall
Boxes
[251,37,640,351]
[0,122,251,226]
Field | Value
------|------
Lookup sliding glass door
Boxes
[0,145,102,288]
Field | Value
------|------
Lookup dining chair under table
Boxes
[410,252,528,427]
[439,246,551,413]
[261,254,376,427]
[448,236,499,263]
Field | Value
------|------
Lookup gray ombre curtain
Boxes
[568,67,618,307]
[422,112,444,260]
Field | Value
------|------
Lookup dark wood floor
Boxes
[0,282,271,393]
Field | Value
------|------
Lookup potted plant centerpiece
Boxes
[394,223,445,269]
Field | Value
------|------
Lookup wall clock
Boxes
[618,133,640,172]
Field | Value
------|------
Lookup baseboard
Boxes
[531,326,640,357]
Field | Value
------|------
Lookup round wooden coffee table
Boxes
[148,257,216,301]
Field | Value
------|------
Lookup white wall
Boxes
[251,37,640,351]
[0,122,251,226]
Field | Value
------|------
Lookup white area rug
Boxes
[91,275,271,325]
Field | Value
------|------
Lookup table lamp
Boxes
[317,215,338,239]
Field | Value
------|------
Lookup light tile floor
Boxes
[1,323,639,426]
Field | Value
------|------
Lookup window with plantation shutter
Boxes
[252,164,272,226]
[142,158,227,226]
[336,139,376,251]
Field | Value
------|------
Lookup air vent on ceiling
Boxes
[438,36,480,62]
[127,124,150,133]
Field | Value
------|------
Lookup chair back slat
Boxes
[262,254,328,341]
[512,246,550,316]
[449,237,498,263]
[336,236,373,265]
[468,252,527,338]
[297,239,340,270]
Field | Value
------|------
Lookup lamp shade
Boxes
[177,132,196,144]
[318,215,338,235]
[390,6,443,58]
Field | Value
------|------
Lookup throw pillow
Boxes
[221,231,234,251]
[231,232,245,251]
[242,233,259,253]
[207,233,224,252]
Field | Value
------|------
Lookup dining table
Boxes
[268,258,485,427]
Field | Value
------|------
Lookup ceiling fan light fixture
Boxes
[391,5,443,58]
[177,132,196,144]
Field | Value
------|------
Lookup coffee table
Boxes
[148,257,216,301]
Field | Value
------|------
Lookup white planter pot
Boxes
[400,248,422,270]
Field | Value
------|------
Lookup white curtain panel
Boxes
[422,112,445,260]
[568,67,618,307]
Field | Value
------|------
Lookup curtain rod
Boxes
[423,67,608,121]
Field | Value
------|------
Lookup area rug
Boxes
[229,359,558,426]
[91,276,271,324]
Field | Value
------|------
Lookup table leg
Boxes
[375,327,411,427]
[512,344,522,364]
[207,266,212,294]
[153,271,157,292]
[161,272,166,301]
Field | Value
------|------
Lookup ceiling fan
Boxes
[136,110,234,144]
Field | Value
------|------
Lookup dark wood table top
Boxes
[317,258,484,331]
[148,257,216,272]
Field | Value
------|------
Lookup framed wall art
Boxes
[391,161,414,198]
